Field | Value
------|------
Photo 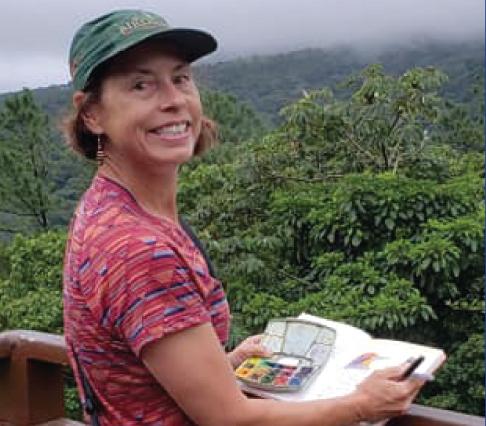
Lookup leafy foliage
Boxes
[0,231,65,332]
[201,89,266,144]
[179,65,484,415]
[419,333,485,415]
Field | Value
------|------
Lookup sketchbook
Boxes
[238,313,446,404]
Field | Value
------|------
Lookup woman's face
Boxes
[84,40,203,170]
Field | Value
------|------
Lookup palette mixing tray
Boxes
[235,318,336,392]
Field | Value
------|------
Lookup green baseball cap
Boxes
[69,9,217,91]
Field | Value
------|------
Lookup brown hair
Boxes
[61,67,218,161]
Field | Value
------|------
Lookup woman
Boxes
[63,9,423,425]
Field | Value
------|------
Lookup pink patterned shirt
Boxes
[63,175,230,425]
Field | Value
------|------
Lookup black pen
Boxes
[400,355,425,380]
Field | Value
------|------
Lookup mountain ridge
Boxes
[1,39,483,124]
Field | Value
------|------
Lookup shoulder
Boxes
[74,176,183,254]
[72,175,202,281]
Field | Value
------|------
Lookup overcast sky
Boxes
[0,0,484,94]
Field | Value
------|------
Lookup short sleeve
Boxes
[86,234,211,357]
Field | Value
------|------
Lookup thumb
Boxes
[246,334,264,344]
[248,343,272,357]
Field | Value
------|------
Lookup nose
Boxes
[158,80,185,111]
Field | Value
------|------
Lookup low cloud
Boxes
[0,0,483,92]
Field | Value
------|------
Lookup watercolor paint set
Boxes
[235,318,336,392]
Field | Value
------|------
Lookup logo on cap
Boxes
[119,15,167,36]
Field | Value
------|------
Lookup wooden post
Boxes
[0,330,68,425]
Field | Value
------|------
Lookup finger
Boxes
[373,366,404,380]
[239,335,260,346]
[247,334,263,343]
[253,344,272,354]
[396,378,424,403]
[389,362,422,381]
[409,386,421,401]
[397,383,422,407]
[406,377,426,393]
[260,345,273,356]
[246,344,272,357]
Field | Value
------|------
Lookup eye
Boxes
[173,73,191,85]
[132,80,154,91]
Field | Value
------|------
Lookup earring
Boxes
[96,134,106,167]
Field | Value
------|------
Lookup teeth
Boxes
[154,123,187,135]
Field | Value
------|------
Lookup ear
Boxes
[72,90,104,134]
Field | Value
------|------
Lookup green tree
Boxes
[0,89,56,232]
[201,89,266,144]
[279,65,447,175]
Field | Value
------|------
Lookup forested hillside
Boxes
[197,41,484,123]
[1,40,483,124]
[0,40,483,418]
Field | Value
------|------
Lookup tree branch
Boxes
[0,227,22,234]
[388,110,402,136]
[345,131,378,162]
[267,172,343,183]
[278,268,314,287]
[0,208,36,217]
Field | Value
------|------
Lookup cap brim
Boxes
[149,28,217,62]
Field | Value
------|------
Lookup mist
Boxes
[0,0,483,92]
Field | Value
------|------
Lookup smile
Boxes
[151,121,190,137]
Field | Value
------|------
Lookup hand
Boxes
[349,363,425,423]
[227,334,272,369]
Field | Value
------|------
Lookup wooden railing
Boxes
[0,330,483,426]
[0,330,82,426]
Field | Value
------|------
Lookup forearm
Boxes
[143,323,368,426]
[231,394,361,426]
